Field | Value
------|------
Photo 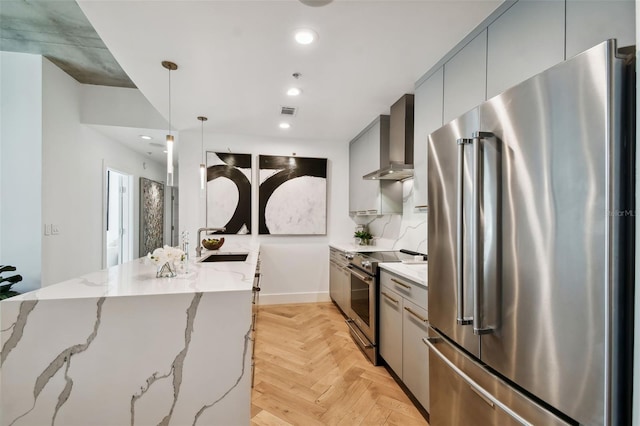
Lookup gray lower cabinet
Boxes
[379,286,403,374]
[402,298,430,411]
[379,269,429,412]
[329,247,351,315]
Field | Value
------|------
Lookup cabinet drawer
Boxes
[330,248,348,265]
[381,270,428,310]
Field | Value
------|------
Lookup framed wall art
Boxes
[258,155,327,235]
[139,177,164,256]
[206,152,252,234]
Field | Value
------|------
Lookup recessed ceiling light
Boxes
[140,135,152,140]
[294,29,318,45]
[279,122,291,129]
[287,88,302,96]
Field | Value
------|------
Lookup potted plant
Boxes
[0,265,22,300]
[354,230,373,246]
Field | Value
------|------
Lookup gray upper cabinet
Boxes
[413,67,443,209]
[565,0,635,59]
[486,0,565,99]
[443,30,487,124]
[349,116,402,215]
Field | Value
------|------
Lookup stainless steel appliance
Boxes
[425,40,634,425]
[347,249,427,364]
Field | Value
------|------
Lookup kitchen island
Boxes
[0,242,259,426]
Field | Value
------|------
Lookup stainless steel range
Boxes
[346,249,426,364]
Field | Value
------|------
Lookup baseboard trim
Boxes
[259,292,331,305]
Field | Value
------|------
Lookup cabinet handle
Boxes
[404,306,428,323]
[381,291,399,304]
[391,278,411,289]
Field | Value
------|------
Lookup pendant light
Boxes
[162,60,178,187]
[197,116,208,191]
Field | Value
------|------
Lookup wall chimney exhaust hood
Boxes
[363,94,414,180]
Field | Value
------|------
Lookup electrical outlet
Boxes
[51,224,60,235]
[44,224,51,236]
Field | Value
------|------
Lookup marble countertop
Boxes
[4,242,260,302]
[379,262,428,288]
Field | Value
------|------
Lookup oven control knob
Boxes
[345,254,354,260]
[362,261,372,268]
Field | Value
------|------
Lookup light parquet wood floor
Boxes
[251,302,429,426]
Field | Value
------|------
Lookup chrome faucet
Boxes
[196,227,226,257]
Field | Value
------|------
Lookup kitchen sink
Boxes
[199,253,249,262]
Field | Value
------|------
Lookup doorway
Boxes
[105,169,133,268]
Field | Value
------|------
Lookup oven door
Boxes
[346,265,377,362]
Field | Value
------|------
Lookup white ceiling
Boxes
[78,0,503,144]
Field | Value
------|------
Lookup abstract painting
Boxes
[139,177,164,257]
[258,155,327,235]
[206,152,252,234]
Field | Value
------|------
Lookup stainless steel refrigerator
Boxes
[425,39,635,426]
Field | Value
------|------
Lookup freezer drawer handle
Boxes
[423,336,533,426]
[456,138,473,326]
[472,131,495,335]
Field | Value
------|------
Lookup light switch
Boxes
[44,224,51,236]
[52,224,60,235]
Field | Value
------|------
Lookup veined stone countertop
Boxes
[379,262,428,288]
[7,241,260,302]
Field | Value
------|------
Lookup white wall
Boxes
[40,59,165,286]
[179,131,353,304]
[80,85,168,130]
[0,52,43,293]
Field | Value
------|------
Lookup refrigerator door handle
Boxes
[423,336,533,426]
[472,131,494,335]
[456,138,473,325]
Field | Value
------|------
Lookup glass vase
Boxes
[156,261,177,278]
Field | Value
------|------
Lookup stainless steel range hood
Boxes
[363,94,414,180]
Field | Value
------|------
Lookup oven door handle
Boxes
[347,266,372,282]
[346,319,373,348]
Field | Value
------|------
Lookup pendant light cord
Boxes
[201,119,205,163]
[168,69,172,134]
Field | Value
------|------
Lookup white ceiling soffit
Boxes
[78,0,503,142]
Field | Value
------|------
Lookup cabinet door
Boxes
[443,30,487,124]
[486,0,564,99]
[402,299,430,411]
[413,67,444,208]
[379,285,403,377]
[565,0,635,59]
[349,125,380,213]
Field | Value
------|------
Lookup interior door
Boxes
[105,169,132,267]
